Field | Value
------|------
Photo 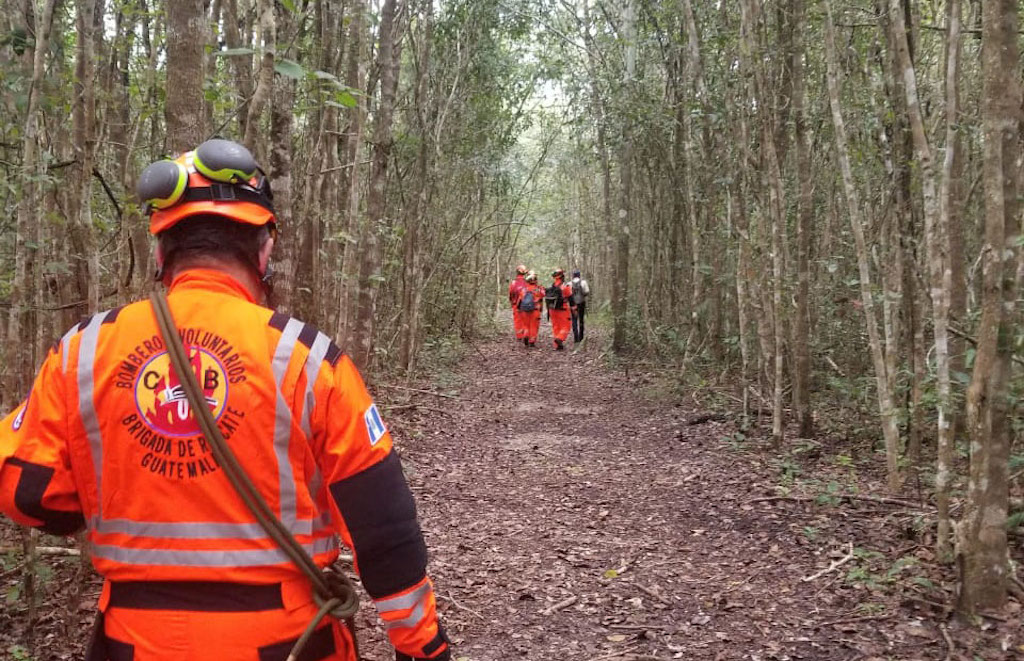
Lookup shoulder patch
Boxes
[363,403,387,446]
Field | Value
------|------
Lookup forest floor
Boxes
[2,314,1022,661]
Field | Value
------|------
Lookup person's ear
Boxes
[258,234,275,275]
[153,242,166,282]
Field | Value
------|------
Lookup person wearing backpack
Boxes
[570,269,591,343]
[545,268,575,350]
[508,264,528,343]
[517,271,546,347]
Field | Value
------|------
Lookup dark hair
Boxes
[158,214,271,277]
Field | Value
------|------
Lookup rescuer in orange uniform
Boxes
[508,264,528,342]
[517,271,546,347]
[546,268,576,350]
[0,139,451,661]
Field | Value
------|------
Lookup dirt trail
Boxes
[367,319,1018,661]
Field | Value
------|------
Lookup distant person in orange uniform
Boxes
[517,271,546,348]
[0,139,451,661]
[545,268,576,351]
[508,264,528,342]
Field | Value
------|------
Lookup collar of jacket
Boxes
[169,268,257,304]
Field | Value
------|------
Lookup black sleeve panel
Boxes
[329,450,427,598]
[7,458,86,535]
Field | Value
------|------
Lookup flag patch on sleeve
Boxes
[364,403,387,446]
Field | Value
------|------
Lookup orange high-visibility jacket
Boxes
[0,269,449,660]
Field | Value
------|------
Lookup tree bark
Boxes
[611,0,635,354]
[959,0,1021,615]
[825,0,902,492]
[351,0,402,370]
[166,0,207,151]
[4,0,57,413]
[244,0,275,152]
[889,0,958,559]
[791,0,813,438]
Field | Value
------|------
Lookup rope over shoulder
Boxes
[149,290,359,660]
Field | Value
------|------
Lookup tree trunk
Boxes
[268,3,295,312]
[889,0,958,559]
[791,0,813,438]
[351,0,402,370]
[959,0,1020,615]
[336,0,367,343]
[244,0,275,152]
[166,0,207,151]
[400,0,433,373]
[825,0,902,492]
[611,0,635,354]
[224,0,255,137]
[4,0,57,413]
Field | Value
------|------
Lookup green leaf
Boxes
[911,576,936,589]
[313,70,339,82]
[217,47,255,57]
[274,58,304,79]
[280,0,297,11]
[335,90,358,108]
[603,569,618,579]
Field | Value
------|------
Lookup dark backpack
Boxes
[518,289,537,312]
[571,280,586,305]
[545,284,565,310]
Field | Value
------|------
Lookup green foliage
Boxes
[6,644,34,661]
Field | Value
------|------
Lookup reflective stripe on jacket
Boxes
[0,268,448,659]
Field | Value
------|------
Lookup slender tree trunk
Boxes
[400,0,433,373]
[351,0,402,370]
[959,0,1021,615]
[224,0,255,137]
[890,0,958,558]
[611,0,635,353]
[337,0,366,343]
[825,0,902,492]
[791,0,813,437]
[166,0,207,151]
[4,0,57,414]
[268,3,295,311]
[244,0,275,152]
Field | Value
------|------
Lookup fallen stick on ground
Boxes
[374,384,457,399]
[590,646,639,661]
[540,595,577,615]
[747,494,933,511]
[940,623,955,661]
[802,542,855,582]
[0,546,81,557]
[440,591,485,621]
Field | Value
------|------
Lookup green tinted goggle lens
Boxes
[193,138,258,184]
[137,160,188,209]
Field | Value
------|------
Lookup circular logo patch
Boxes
[134,347,229,437]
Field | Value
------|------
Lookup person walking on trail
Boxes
[508,264,528,343]
[517,270,546,348]
[570,269,591,343]
[0,139,451,661]
[545,268,575,351]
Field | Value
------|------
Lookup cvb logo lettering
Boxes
[133,346,230,437]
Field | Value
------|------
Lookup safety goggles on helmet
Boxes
[552,268,565,278]
[516,264,527,275]
[138,139,276,235]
